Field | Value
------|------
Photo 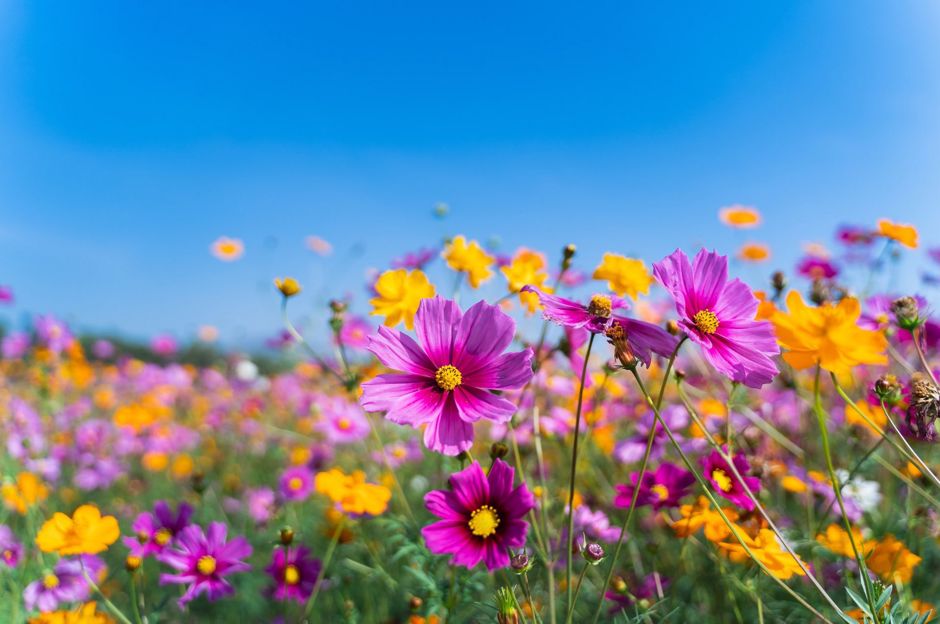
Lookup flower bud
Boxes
[891,296,922,331]
[562,244,577,270]
[510,550,534,574]
[279,527,295,546]
[495,587,520,624]
[771,271,787,297]
[581,541,606,565]
[274,277,301,298]
[490,442,509,461]
[409,596,423,611]
[125,555,142,573]
[810,279,830,305]
[873,374,902,406]
[666,320,680,336]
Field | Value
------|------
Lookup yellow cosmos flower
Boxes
[737,242,770,263]
[210,236,244,261]
[274,277,301,298]
[592,253,653,299]
[877,219,918,249]
[772,291,888,375]
[815,524,872,559]
[718,528,807,580]
[36,505,120,556]
[369,268,436,330]
[844,400,886,436]
[501,248,551,314]
[719,205,761,228]
[442,235,494,288]
[2,472,49,514]
[671,496,739,542]
[866,534,922,584]
[28,602,115,624]
[315,468,391,516]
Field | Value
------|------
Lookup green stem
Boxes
[128,574,144,624]
[80,566,134,624]
[566,564,589,621]
[281,298,346,383]
[304,516,346,619]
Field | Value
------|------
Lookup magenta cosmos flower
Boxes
[124,500,194,558]
[422,459,535,571]
[653,249,779,388]
[265,545,322,603]
[701,449,760,511]
[158,522,252,608]
[614,461,694,511]
[523,286,677,366]
[360,296,534,455]
[279,466,315,502]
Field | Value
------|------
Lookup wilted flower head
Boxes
[908,373,940,441]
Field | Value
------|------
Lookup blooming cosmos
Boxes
[0,524,22,567]
[23,556,103,612]
[614,462,694,511]
[737,242,770,263]
[210,236,244,261]
[158,522,252,608]
[501,248,551,314]
[314,468,391,516]
[422,459,534,571]
[717,529,806,580]
[27,601,114,624]
[718,205,761,228]
[124,500,194,558]
[279,466,316,502]
[442,235,494,288]
[592,253,654,299]
[877,218,918,249]
[771,291,888,375]
[265,545,322,603]
[369,268,436,330]
[653,248,779,388]
[701,449,760,511]
[36,505,120,556]
[360,296,533,455]
[2,471,49,514]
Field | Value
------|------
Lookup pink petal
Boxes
[462,349,533,390]
[453,300,516,374]
[414,296,461,367]
[453,385,516,424]
[367,326,435,375]
[423,396,473,455]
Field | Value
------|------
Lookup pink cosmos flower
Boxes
[316,396,370,444]
[337,316,372,351]
[0,525,22,568]
[158,522,252,609]
[701,449,761,511]
[653,248,779,388]
[796,256,839,279]
[614,462,694,511]
[124,501,194,558]
[279,466,315,502]
[265,546,322,603]
[422,459,534,571]
[360,296,533,455]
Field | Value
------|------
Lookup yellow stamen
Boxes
[197,555,217,576]
[337,418,351,431]
[43,574,59,589]
[712,469,733,492]
[588,294,613,318]
[284,564,300,585]
[434,365,462,391]
[154,528,172,546]
[650,484,670,501]
[693,309,720,334]
[468,505,500,538]
[288,477,304,491]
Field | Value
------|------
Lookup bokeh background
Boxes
[2,1,938,345]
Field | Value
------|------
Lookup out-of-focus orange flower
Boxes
[274,277,302,298]
[442,235,494,288]
[501,248,551,314]
[210,236,244,261]
[369,268,436,330]
[171,454,194,479]
[672,496,739,542]
[2,472,49,514]
[866,534,921,583]
[737,242,770,262]
[780,475,808,494]
[877,219,918,249]
[28,601,115,624]
[816,524,872,559]
[844,400,886,436]
[315,468,391,516]
[142,451,169,472]
[36,505,120,555]
[592,253,654,299]
[719,205,761,228]
[753,291,777,321]
[772,291,888,375]
[113,402,158,431]
[718,528,807,580]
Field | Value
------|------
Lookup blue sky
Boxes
[1,2,938,345]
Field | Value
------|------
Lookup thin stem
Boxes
[364,411,418,525]
[80,566,134,624]
[879,400,940,489]
[281,298,346,383]
[564,332,595,619]
[303,516,346,620]
[566,564,589,621]
[912,327,940,387]
[128,574,144,624]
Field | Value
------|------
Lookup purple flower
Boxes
[0,285,13,304]
[246,487,277,525]
[151,334,178,357]
[391,247,438,270]
[521,286,628,334]
[836,225,875,246]
[124,501,194,558]
[158,522,252,609]
[614,462,694,511]
[0,525,22,568]
[360,296,534,456]
[22,556,103,612]
[34,315,73,354]
[316,397,370,444]
[796,256,839,279]
[336,317,372,351]
[279,466,315,502]
[653,248,779,388]
[92,339,116,359]
[701,449,761,511]
[265,546,322,603]
[573,506,621,543]
[422,459,534,571]
[2,331,29,359]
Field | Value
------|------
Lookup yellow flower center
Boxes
[284,564,300,585]
[468,505,500,538]
[434,365,463,391]
[2,549,12,561]
[197,555,217,576]
[337,418,351,431]
[693,309,720,334]
[588,295,613,318]
[288,477,304,491]
[712,469,733,492]
[154,528,173,546]
[43,574,60,589]
[651,484,670,501]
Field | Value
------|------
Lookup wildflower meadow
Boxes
[2,211,939,623]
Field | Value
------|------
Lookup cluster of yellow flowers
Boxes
[314,468,392,516]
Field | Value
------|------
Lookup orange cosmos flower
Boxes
[671,496,739,542]
[28,602,115,624]
[866,534,922,583]
[210,236,244,261]
[501,248,551,314]
[719,205,761,228]
[2,472,49,514]
[877,219,918,249]
[772,291,888,375]
[36,504,120,556]
[718,528,807,580]
[815,524,873,559]
[737,242,770,263]
[315,468,391,516]
[442,235,494,288]
[592,253,654,299]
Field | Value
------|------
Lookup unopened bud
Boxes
[409,596,423,611]
[125,555,142,572]
[490,443,509,461]
[510,550,534,574]
[810,279,830,305]
[891,296,922,331]
[874,375,902,406]
[908,373,940,441]
[279,527,295,545]
[666,320,680,336]
[561,244,577,270]
[771,271,787,296]
[581,541,606,565]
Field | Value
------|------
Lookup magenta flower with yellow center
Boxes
[360,296,533,455]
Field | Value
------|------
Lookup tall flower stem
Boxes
[80,565,134,624]
[128,575,144,624]
[564,332,595,619]
[281,298,347,384]
[812,366,878,619]
[364,411,417,525]
[912,327,939,387]
[304,516,346,620]
[589,336,686,624]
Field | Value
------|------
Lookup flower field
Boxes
[2,213,940,623]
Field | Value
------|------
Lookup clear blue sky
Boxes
[1,2,938,344]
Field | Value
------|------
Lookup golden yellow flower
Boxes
[2,472,49,514]
[210,236,244,261]
[28,602,115,624]
[501,248,551,314]
[718,528,807,580]
[866,534,921,583]
[772,291,888,375]
[36,505,120,556]
[844,400,886,436]
[737,242,770,263]
[815,524,872,559]
[877,219,918,249]
[442,235,494,288]
[671,496,739,542]
[719,205,761,228]
[592,253,654,300]
[369,268,436,330]
[274,277,302,298]
[315,468,391,516]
